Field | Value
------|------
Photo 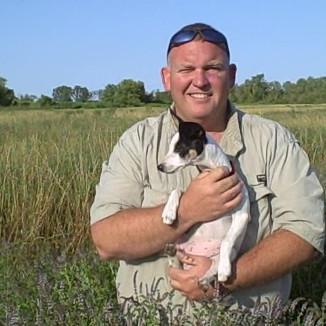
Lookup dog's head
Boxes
[158,121,207,173]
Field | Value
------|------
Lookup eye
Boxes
[206,64,225,72]
[178,66,194,73]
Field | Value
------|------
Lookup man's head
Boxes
[161,23,236,131]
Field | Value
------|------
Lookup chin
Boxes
[190,106,215,119]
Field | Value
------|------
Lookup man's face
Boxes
[161,40,236,128]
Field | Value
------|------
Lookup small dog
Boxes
[158,121,250,284]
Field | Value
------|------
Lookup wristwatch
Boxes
[214,281,231,300]
[211,277,231,300]
[199,278,231,301]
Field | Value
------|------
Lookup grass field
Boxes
[0,104,325,324]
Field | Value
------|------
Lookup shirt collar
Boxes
[219,103,244,157]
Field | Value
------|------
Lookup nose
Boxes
[157,164,164,172]
[193,69,209,88]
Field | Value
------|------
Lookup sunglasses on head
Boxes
[167,27,230,57]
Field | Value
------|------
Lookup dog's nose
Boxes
[157,164,164,172]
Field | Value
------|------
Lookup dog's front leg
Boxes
[162,189,182,267]
[162,189,182,225]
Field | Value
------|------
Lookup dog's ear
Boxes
[179,121,205,139]
[188,149,198,160]
[197,128,205,139]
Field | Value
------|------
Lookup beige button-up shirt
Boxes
[91,105,324,315]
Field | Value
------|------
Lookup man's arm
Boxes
[168,229,318,300]
[224,229,318,291]
[91,168,243,261]
[91,205,191,261]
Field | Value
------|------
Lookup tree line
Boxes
[230,74,326,104]
[1,74,326,108]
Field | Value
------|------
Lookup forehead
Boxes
[168,40,228,65]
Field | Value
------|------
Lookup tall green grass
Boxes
[1,106,324,248]
[0,109,143,249]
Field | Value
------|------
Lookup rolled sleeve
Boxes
[90,130,144,225]
[269,129,325,255]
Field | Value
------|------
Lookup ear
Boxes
[188,149,198,160]
[228,64,237,89]
[161,66,171,91]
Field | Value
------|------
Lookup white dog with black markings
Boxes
[158,121,250,285]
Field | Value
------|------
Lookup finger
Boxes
[221,181,243,203]
[169,273,199,293]
[196,169,213,179]
[169,278,182,291]
[224,191,243,210]
[168,266,187,280]
[206,166,230,182]
[215,173,240,193]
[176,251,197,266]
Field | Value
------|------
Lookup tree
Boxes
[52,85,73,102]
[245,74,269,103]
[117,79,146,106]
[102,84,118,106]
[231,74,271,104]
[102,79,146,107]
[266,81,284,104]
[0,76,15,106]
[17,94,37,106]
[37,95,55,107]
[152,90,171,104]
[71,85,91,102]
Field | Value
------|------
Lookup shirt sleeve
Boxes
[268,126,325,255]
[90,128,144,225]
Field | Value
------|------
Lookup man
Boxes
[90,23,324,319]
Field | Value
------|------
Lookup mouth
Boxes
[157,163,179,174]
[187,92,211,100]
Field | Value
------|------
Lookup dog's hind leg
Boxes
[218,190,250,282]
[218,212,249,282]
[199,254,220,286]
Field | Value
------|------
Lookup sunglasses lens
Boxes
[201,29,227,44]
[168,30,196,52]
[168,28,229,56]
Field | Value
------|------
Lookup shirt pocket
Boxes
[240,182,274,253]
[248,183,272,203]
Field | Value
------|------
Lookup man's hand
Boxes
[178,167,243,225]
[168,251,216,301]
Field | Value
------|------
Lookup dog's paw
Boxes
[218,260,231,282]
[162,208,176,224]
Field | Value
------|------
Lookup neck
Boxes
[207,131,224,143]
[172,101,230,133]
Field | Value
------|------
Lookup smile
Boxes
[188,93,211,99]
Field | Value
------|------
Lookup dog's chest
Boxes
[191,216,231,239]
[177,216,232,256]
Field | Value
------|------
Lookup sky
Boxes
[1,0,325,97]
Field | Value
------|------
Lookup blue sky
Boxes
[1,0,325,97]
